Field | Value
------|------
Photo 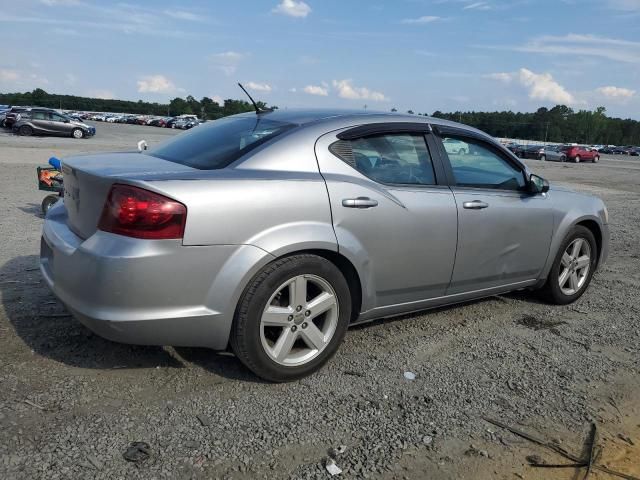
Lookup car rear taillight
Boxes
[98,184,186,239]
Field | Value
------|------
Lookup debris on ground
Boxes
[196,414,211,426]
[325,458,342,476]
[484,418,640,480]
[403,371,416,381]
[123,442,151,463]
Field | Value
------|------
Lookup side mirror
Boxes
[529,174,549,194]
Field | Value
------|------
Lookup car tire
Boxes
[540,155,546,161]
[230,254,351,382]
[540,225,598,305]
[71,128,84,139]
[574,155,581,163]
[560,155,566,162]
[458,148,465,155]
[593,155,599,163]
[41,195,59,215]
[19,125,33,136]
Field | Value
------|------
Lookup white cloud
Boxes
[464,2,491,10]
[163,10,203,22]
[401,16,441,24]
[289,87,297,93]
[209,51,245,76]
[518,68,575,104]
[608,0,640,10]
[0,69,20,82]
[40,0,80,5]
[332,79,388,102]
[596,86,636,98]
[87,89,115,99]
[486,34,640,64]
[273,0,311,17]
[136,74,182,94]
[484,72,512,82]
[210,95,224,104]
[303,84,329,96]
[245,81,272,92]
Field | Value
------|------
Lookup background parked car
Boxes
[559,145,599,163]
[539,145,567,162]
[13,108,95,138]
[442,138,469,155]
[2,106,30,128]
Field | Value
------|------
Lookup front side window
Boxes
[146,116,294,170]
[440,135,526,191]
[330,133,436,185]
[50,113,66,122]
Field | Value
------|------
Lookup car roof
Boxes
[232,108,488,137]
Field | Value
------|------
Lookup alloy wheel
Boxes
[260,274,339,366]
[558,238,591,295]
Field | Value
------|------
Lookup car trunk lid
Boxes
[61,152,196,239]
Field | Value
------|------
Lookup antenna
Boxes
[237,82,272,114]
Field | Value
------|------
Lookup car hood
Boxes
[70,120,91,129]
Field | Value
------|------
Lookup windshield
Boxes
[145,116,295,170]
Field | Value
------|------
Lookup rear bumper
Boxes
[40,202,272,349]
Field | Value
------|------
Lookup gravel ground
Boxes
[1,122,639,479]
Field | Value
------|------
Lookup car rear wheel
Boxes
[560,155,566,162]
[19,125,33,136]
[593,155,599,163]
[574,155,581,163]
[41,195,59,215]
[540,155,546,161]
[540,225,597,305]
[71,128,84,139]
[230,254,351,382]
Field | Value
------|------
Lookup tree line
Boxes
[1,89,638,145]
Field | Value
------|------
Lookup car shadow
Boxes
[18,203,44,217]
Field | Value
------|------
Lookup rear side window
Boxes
[146,116,295,170]
[329,133,436,185]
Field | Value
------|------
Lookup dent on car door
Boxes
[315,127,458,315]
[436,133,554,294]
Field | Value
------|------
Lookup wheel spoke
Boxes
[289,276,307,307]
[262,306,292,326]
[271,328,297,362]
[571,239,583,258]
[575,255,590,270]
[559,268,571,288]
[561,252,572,267]
[569,271,579,291]
[300,322,326,350]
[306,291,336,319]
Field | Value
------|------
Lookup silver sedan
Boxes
[41,110,609,381]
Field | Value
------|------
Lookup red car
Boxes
[559,145,600,163]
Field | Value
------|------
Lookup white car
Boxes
[443,138,469,155]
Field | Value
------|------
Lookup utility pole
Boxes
[544,122,549,144]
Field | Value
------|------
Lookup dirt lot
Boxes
[0,122,638,479]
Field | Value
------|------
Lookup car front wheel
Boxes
[230,254,351,382]
[71,128,84,139]
[541,226,598,305]
[575,155,581,163]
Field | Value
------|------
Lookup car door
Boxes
[49,113,72,136]
[434,130,553,295]
[30,111,53,133]
[315,124,458,316]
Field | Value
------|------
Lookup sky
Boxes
[1,0,639,118]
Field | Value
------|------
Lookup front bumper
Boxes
[40,202,271,349]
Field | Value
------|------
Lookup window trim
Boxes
[432,127,528,192]
[329,127,448,188]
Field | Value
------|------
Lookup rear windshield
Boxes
[145,116,295,170]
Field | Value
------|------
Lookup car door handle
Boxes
[342,197,379,208]
[462,200,489,209]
